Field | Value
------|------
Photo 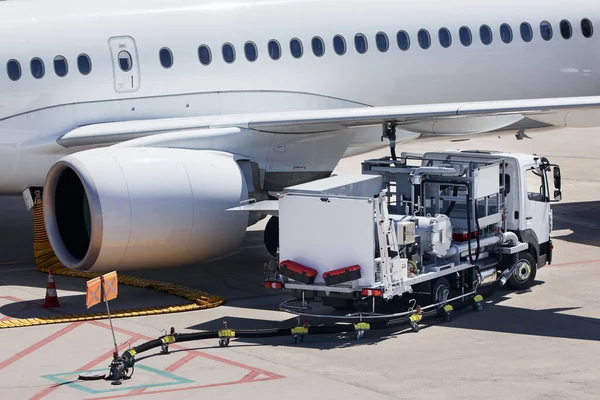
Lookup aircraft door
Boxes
[108,36,140,93]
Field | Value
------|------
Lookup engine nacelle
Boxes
[43,147,250,271]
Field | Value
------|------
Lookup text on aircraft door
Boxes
[108,36,140,93]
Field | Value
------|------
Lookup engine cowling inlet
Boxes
[43,147,250,271]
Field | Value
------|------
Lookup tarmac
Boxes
[1,126,600,399]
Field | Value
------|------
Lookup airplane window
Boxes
[312,36,325,57]
[560,20,572,39]
[520,22,533,42]
[6,60,21,81]
[245,41,258,62]
[354,33,368,54]
[459,26,472,46]
[222,43,236,63]
[438,28,451,48]
[500,23,513,43]
[268,40,281,60]
[30,58,45,79]
[376,32,389,52]
[479,25,493,45]
[118,51,133,72]
[418,29,430,49]
[540,21,553,41]
[396,30,410,50]
[581,18,593,38]
[53,56,68,77]
[198,45,212,65]
[290,38,303,58]
[159,48,173,68]
[77,54,92,75]
[333,35,346,55]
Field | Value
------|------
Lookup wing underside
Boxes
[57,95,600,148]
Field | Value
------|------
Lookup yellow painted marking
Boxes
[0,261,27,266]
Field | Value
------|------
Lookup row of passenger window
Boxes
[6,54,92,81]
[192,18,595,65]
[4,18,595,81]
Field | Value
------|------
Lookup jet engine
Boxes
[42,147,251,271]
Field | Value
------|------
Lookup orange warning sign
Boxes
[86,277,101,309]
[101,271,118,301]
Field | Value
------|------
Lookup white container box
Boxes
[279,175,381,286]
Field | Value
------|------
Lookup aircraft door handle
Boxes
[526,217,533,220]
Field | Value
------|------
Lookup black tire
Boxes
[431,277,451,305]
[508,251,537,290]
[264,216,279,257]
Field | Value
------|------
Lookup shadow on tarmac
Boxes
[552,201,600,248]
[177,282,600,351]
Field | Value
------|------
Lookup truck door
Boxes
[523,165,550,244]
[108,36,140,93]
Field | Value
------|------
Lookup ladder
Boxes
[374,192,400,300]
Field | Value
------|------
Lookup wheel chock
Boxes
[473,294,484,312]
[353,322,370,340]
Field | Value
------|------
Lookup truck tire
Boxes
[264,216,279,257]
[431,277,451,305]
[508,251,537,290]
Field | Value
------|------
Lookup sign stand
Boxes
[86,271,120,383]
[101,275,119,360]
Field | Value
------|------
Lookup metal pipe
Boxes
[444,231,519,259]
[409,165,463,177]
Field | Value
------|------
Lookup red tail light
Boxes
[452,230,478,242]
[264,281,283,290]
[362,289,383,297]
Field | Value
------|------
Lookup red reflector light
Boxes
[264,281,283,290]
[452,230,478,242]
[362,289,383,297]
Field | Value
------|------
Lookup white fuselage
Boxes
[0,0,598,194]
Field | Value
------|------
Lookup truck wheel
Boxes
[431,277,451,305]
[264,216,279,257]
[508,252,537,290]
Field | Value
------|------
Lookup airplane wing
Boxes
[57,95,600,147]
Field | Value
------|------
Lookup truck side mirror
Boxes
[553,166,561,190]
[554,189,562,201]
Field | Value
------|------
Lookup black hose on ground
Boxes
[106,265,521,384]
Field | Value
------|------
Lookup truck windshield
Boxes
[526,167,546,202]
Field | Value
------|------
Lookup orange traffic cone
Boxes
[43,267,61,308]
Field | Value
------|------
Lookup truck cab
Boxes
[421,150,562,288]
